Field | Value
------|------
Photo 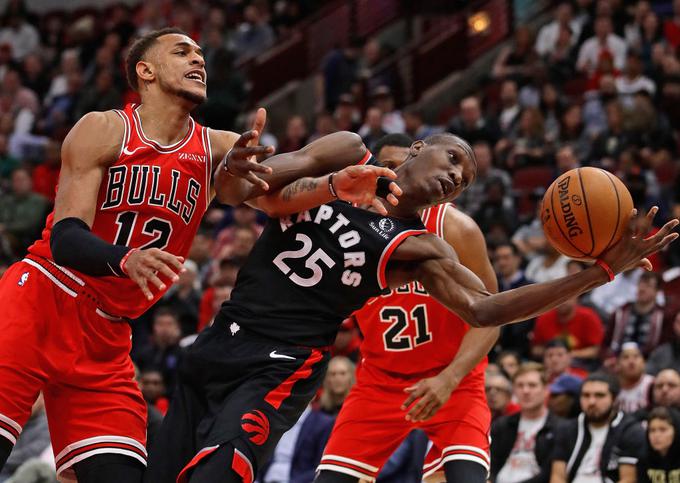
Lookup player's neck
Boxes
[383,165,427,219]
[137,98,193,146]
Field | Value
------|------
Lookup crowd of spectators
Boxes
[1,0,680,482]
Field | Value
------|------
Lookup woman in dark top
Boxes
[638,406,680,483]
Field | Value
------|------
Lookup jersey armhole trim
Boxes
[376,229,428,290]
[112,109,130,159]
[203,127,213,207]
[357,150,372,165]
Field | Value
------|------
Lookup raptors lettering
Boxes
[279,204,365,287]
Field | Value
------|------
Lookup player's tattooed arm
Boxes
[387,208,678,328]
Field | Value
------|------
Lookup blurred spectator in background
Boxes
[616,53,656,109]
[498,351,521,381]
[75,68,122,119]
[638,407,680,483]
[318,38,362,113]
[308,112,337,143]
[525,242,568,284]
[198,48,246,132]
[333,93,361,133]
[359,107,387,152]
[577,16,627,75]
[0,8,39,61]
[554,144,580,175]
[493,26,539,86]
[278,115,308,154]
[664,0,680,48]
[490,363,561,483]
[138,367,168,416]
[617,342,654,414]
[160,260,201,336]
[496,79,522,138]
[0,167,48,255]
[486,372,519,422]
[504,107,548,170]
[231,4,275,62]
[548,373,583,419]
[370,86,404,134]
[543,339,587,383]
[456,141,511,216]
[448,96,500,146]
[647,312,680,375]
[30,140,60,202]
[602,272,666,362]
[531,295,604,369]
[652,369,680,409]
[402,107,439,141]
[473,177,517,239]
[493,242,534,359]
[557,103,591,164]
[551,373,644,483]
[535,2,581,58]
[136,307,183,397]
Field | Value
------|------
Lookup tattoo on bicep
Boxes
[282,178,318,201]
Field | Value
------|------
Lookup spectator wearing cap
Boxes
[602,271,666,362]
[638,407,680,483]
[490,363,563,483]
[551,373,645,483]
[531,296,604,368]
[448,96,501,146]
[647,312,680,376]
[617,342,654,414]
[548,374,583,419]
[543,339,587,384]
[487,372,520,422]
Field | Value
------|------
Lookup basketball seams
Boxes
[577,168,596,255]
[548,174,588,258]
[602,170,622,252]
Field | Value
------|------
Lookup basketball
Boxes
[541,167,634,260]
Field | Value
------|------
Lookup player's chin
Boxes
[177,86,207,105]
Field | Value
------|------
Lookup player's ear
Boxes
[409,140,424,157]
[136,60,155,85]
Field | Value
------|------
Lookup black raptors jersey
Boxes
[219,201,427,347]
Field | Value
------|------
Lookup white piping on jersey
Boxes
[202,127,213,207]
[132,105,195,153]
[22,258,78,298]
[376,229,428,290]
[112,109,131,159]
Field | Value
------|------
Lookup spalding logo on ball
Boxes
[541,167,633,261]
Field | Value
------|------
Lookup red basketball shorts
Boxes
[0,258,147,481]
[319,363,490,481]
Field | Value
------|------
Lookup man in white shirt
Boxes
[490,363,563,483]
[615,53,656,108]
[617,342,654,413]
[0,12,40,61]
[535,2,583,57]
[551,373,644,483]
[576,16,627,74]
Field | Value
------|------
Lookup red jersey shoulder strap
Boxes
[111,107,132,158]
[421,203,451,239]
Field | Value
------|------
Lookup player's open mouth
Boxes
[438,177,455,196]
[184,70,206,85]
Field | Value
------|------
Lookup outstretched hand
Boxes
[224,108,275,190]
[600,207,678,274]
[401,371,458,422]
[333,165,402,216]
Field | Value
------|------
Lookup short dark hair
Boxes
[512,362,546,385]
[582,372,620,399]
[153,306,179,322]
[546,338,570,351]
[640,271,662,289]
[424,133,476,168]
[494,241,520,257]
[373,133,413,157]
[648,406,676,427]
[126,27,188,91]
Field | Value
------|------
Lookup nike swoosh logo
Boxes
[269,351,295,360]
[122,145,145,156]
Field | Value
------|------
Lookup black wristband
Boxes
[376,176,393,199]
[50,217,131,277]
[328,172,338,198]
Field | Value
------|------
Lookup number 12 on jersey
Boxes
[381,304,432,351]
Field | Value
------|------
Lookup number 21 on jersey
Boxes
[381,304,433,351]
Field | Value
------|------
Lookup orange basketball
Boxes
[541,167,634,260]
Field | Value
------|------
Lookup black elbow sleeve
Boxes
[50,217,130,277]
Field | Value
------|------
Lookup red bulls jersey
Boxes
[29,104,212,318]
[353,203,487,385]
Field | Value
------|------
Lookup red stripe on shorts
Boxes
[176,446,219,483]
[264,349,324,410]
[231,448,254,483]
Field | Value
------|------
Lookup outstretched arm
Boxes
[388,208,678,328]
